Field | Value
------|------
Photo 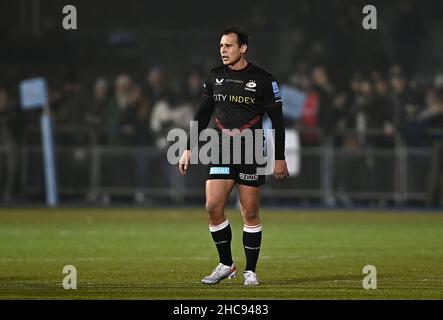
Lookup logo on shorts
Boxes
[210,167,230,175]
[239,173,259,181]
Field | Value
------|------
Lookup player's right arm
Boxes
[179,78,215,176]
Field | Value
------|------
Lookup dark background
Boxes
[2,0,443,87]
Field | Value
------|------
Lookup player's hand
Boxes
[273,160,289,181]
[178,150,191,176]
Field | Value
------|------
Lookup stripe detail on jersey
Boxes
[243,224,262,233]
[216,115,261,135]
[209,219,230,232]
[263,101,283,110]
[239,115,261,131]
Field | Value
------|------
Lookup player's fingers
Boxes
[182,160,190,175]
[179,163,186,176]
[274,170,288,181]
[274,172,283,181]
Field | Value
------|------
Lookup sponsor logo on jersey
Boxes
[229,95,255,104]
[244,80,257,92]
[246,80,256,88]
[213,94,256,104]
[239,173,259,181]
[226,79,243,84]
[272,81,281,99]
[214,94,228,101]
[210,167,230,175]
[215,78,224,85]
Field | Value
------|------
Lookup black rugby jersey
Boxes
[202,63,282,132]
[188,62,286,160]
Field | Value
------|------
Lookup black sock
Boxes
[210,219,233,266]
[243,224,262,272]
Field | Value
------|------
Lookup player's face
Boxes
[220,33,245,66]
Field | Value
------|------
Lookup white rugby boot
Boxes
[201,263,237,284]
[243,270,259,286]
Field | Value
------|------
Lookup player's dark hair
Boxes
[221,26,249,48]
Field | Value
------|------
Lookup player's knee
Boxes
[241,208,259,221]
[205,201,223,217]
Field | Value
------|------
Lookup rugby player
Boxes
[179,27,288,285]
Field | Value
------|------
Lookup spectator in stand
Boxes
[389,66,421,136]
[145,66,172,108]
[373,76,397,198]
[150,84,193,193]
[105,74,137,146]
[329,89,353,206]
[374,77,396,148]
[346,78,391,199]
[330,90,349,147]
[281,72,307,127]
[312,66,351,206]
[347,78,389,147]
[299,72,320,146]
[85,77,110,145]
[312,66,336,142]
[84,77,110,203]
[54,71,88,128]
[102,74,137,203]
[132,84,154,204]
[409,87,443,147]
[179,68,205,111]
[422,87,443,207]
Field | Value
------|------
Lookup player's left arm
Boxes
[267,106,289,180]
[263,77,289,181]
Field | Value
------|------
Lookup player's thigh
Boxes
[238,184,260,217]
[205,179,236,212]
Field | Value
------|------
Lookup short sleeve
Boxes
[262,76,283,110]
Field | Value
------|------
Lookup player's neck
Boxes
[228,57,248,71]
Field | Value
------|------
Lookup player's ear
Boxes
[240,44,247,54]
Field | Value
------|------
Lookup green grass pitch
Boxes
[0,208,442,299]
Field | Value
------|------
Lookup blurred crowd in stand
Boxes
[1,64,443,206]
[1,0,443,205]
